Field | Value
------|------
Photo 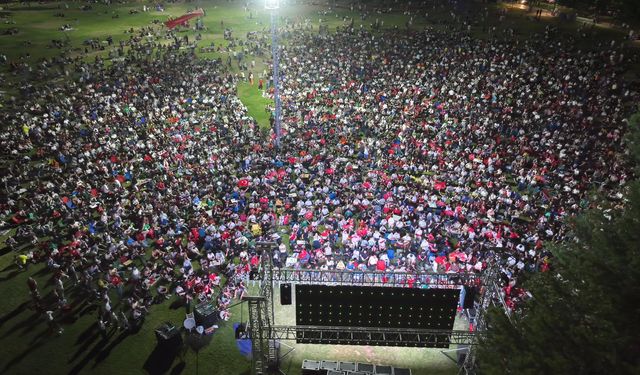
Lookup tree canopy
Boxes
[477,112,640,374]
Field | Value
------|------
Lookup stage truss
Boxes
[243,242,504,375]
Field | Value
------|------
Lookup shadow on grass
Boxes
[170,361,186,375]
[2,311,41,338]
[92,330,131,366]
[32,267,51,277]
[75,322,98,346]
[69,332,101,363]
[0,263,18,273]
[0,269,22,282]
[143,340,182,375]
[67,332,113,375]
[169,299,184,310]
[0,301,29,328]
[2,339,47,372]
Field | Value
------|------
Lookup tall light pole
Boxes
[265,0,281,149]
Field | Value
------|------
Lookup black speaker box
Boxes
[280,283,292,305]
[463,286,476,309]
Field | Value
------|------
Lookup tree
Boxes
[477,113,640,375]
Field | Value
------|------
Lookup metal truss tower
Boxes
[245,241,278,375]
[266,1,282,148]
[245,243,506,375]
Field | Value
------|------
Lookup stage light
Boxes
[265,0,280,10]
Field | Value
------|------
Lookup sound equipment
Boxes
[280,283,292,305]
[194,301,218,327]
[295,285,458,347]
[338,362,356,372]
[301,359,322,375]
[249,269,259,280]
[235,323,247,339]
[321,360,339,371]
[357,363,375,373]
[394,369,412,375]
[457,344,470,366]
[155,322,182,348]
[463,286,477,309]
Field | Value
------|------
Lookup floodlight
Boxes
[265,0,279,10]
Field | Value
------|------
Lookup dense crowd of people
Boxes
[1,3,638,337]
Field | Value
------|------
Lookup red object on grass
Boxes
[164,9,205,30]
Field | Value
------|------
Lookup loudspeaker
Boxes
[235,323,247,339]
[463,286,476,309]
[249,269,259,280]
[155,322,182,348]
[194,301,219,327]
[280,283,292,305]
[301,359,321,375]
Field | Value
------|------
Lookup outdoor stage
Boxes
[266,286,471,374]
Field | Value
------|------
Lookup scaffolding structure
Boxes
[270,268,481,288]
[460,260,506,374]
[244,242,503,375]
[266,0,282,148]
[269,325,476,346]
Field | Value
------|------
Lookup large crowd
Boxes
[1,6,638,336]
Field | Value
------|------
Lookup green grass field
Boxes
[237,81,272,130]
[0,1,637,374]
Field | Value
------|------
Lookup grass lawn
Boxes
[237,81,272,130]
[0,1,637,375]
[0,247,253,375]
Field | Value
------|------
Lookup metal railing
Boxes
[268,268,480,288]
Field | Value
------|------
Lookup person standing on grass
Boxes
[45,310,63,335]
[119,310,129,331]
[98,318,108,340]
[54,276,65,300]
[28,276,43,310]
